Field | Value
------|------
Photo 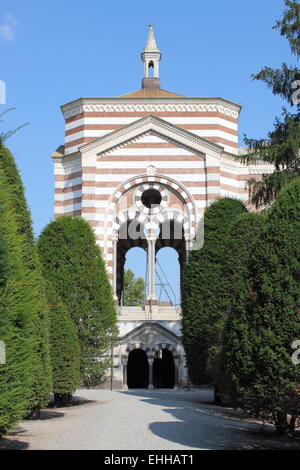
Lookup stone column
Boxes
[121,356,128,390]
[144,60,149,78]
[112,237,118,303]
[146,237,158,317]
[174,358,180,390]
[148,357,154,390]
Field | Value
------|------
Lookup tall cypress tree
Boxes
[0,169,36,434]
[181,198,247,384]
[46,281,80,406]
[216,212,265,404]
[37,216,118,387]
[0,145,52,418]
[221,179,300,434]
[245,178,300,434]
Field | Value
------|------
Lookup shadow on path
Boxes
[0,427,30,450]
[119,389,298,450]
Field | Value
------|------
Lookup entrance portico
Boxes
[116,322,187,390]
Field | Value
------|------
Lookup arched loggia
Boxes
[123,247,147,306]
[155,219,186,306]
[115,219,147,306]
[155,247,180,306]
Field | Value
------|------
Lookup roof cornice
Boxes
[61,96,242,120]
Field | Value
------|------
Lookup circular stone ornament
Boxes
[135,183,168,215]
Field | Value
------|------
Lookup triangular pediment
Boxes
[79,114,223,160]
[120,321,180,346]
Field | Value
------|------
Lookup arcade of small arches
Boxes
[122,342,180,389]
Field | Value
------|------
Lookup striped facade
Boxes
[51,26,274,389]
[54,98,272,239]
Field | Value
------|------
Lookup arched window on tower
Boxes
[148,61,154,78]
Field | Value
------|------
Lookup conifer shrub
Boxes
[216,212,265,404]
[220,178,300,434]
[46,281,80,406]
[37,216,118,387]
[0,170,36,434]
[181,198,247,384]
[0,145,52,426]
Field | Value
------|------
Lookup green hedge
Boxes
[0,145,52,431]
[37,216,118,387]
[217,212,265,403]
[225,178,300,434]
[181,198,247,384]
[46,280,80,406]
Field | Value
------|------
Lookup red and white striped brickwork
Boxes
[53,97,273,279]
[63,98,239,156]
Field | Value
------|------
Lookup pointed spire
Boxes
[141,25,162,89]
[144,24,160,53]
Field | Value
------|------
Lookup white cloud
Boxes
[0,13,17,42]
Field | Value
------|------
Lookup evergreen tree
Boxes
[221,178,300,435]
[37,216,118,387]
[46,281,80,406]
[0,169,36,434]
[240,0,300,207]
[0,146,33,244]
[216,212,265,404]
[0,145,52,420]
[181,198,247,384]
[123,269,145,307]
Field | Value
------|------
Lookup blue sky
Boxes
[0,0,295,302]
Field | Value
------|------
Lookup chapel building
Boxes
[52,25,273,389]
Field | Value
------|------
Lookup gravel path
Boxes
[2,388,298,450]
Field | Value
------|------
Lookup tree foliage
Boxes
[0,172,33,435]
[123,269,145,307]
[221,178,300,435]
[46,281,80,406]
[181,198,247,384]
[216,213,265,404]
[0,109,29,145]
[0,145,52,421]
[37,216,118,387]
[240,0,300,207]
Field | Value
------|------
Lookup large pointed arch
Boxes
[109,173,198,238]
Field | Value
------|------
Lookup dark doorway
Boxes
[153,349,175,388]
[127,349,149,388]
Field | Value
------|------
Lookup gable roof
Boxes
[79,114,224,160]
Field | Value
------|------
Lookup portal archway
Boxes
[153,349,175,388]
[127,349,149,388]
